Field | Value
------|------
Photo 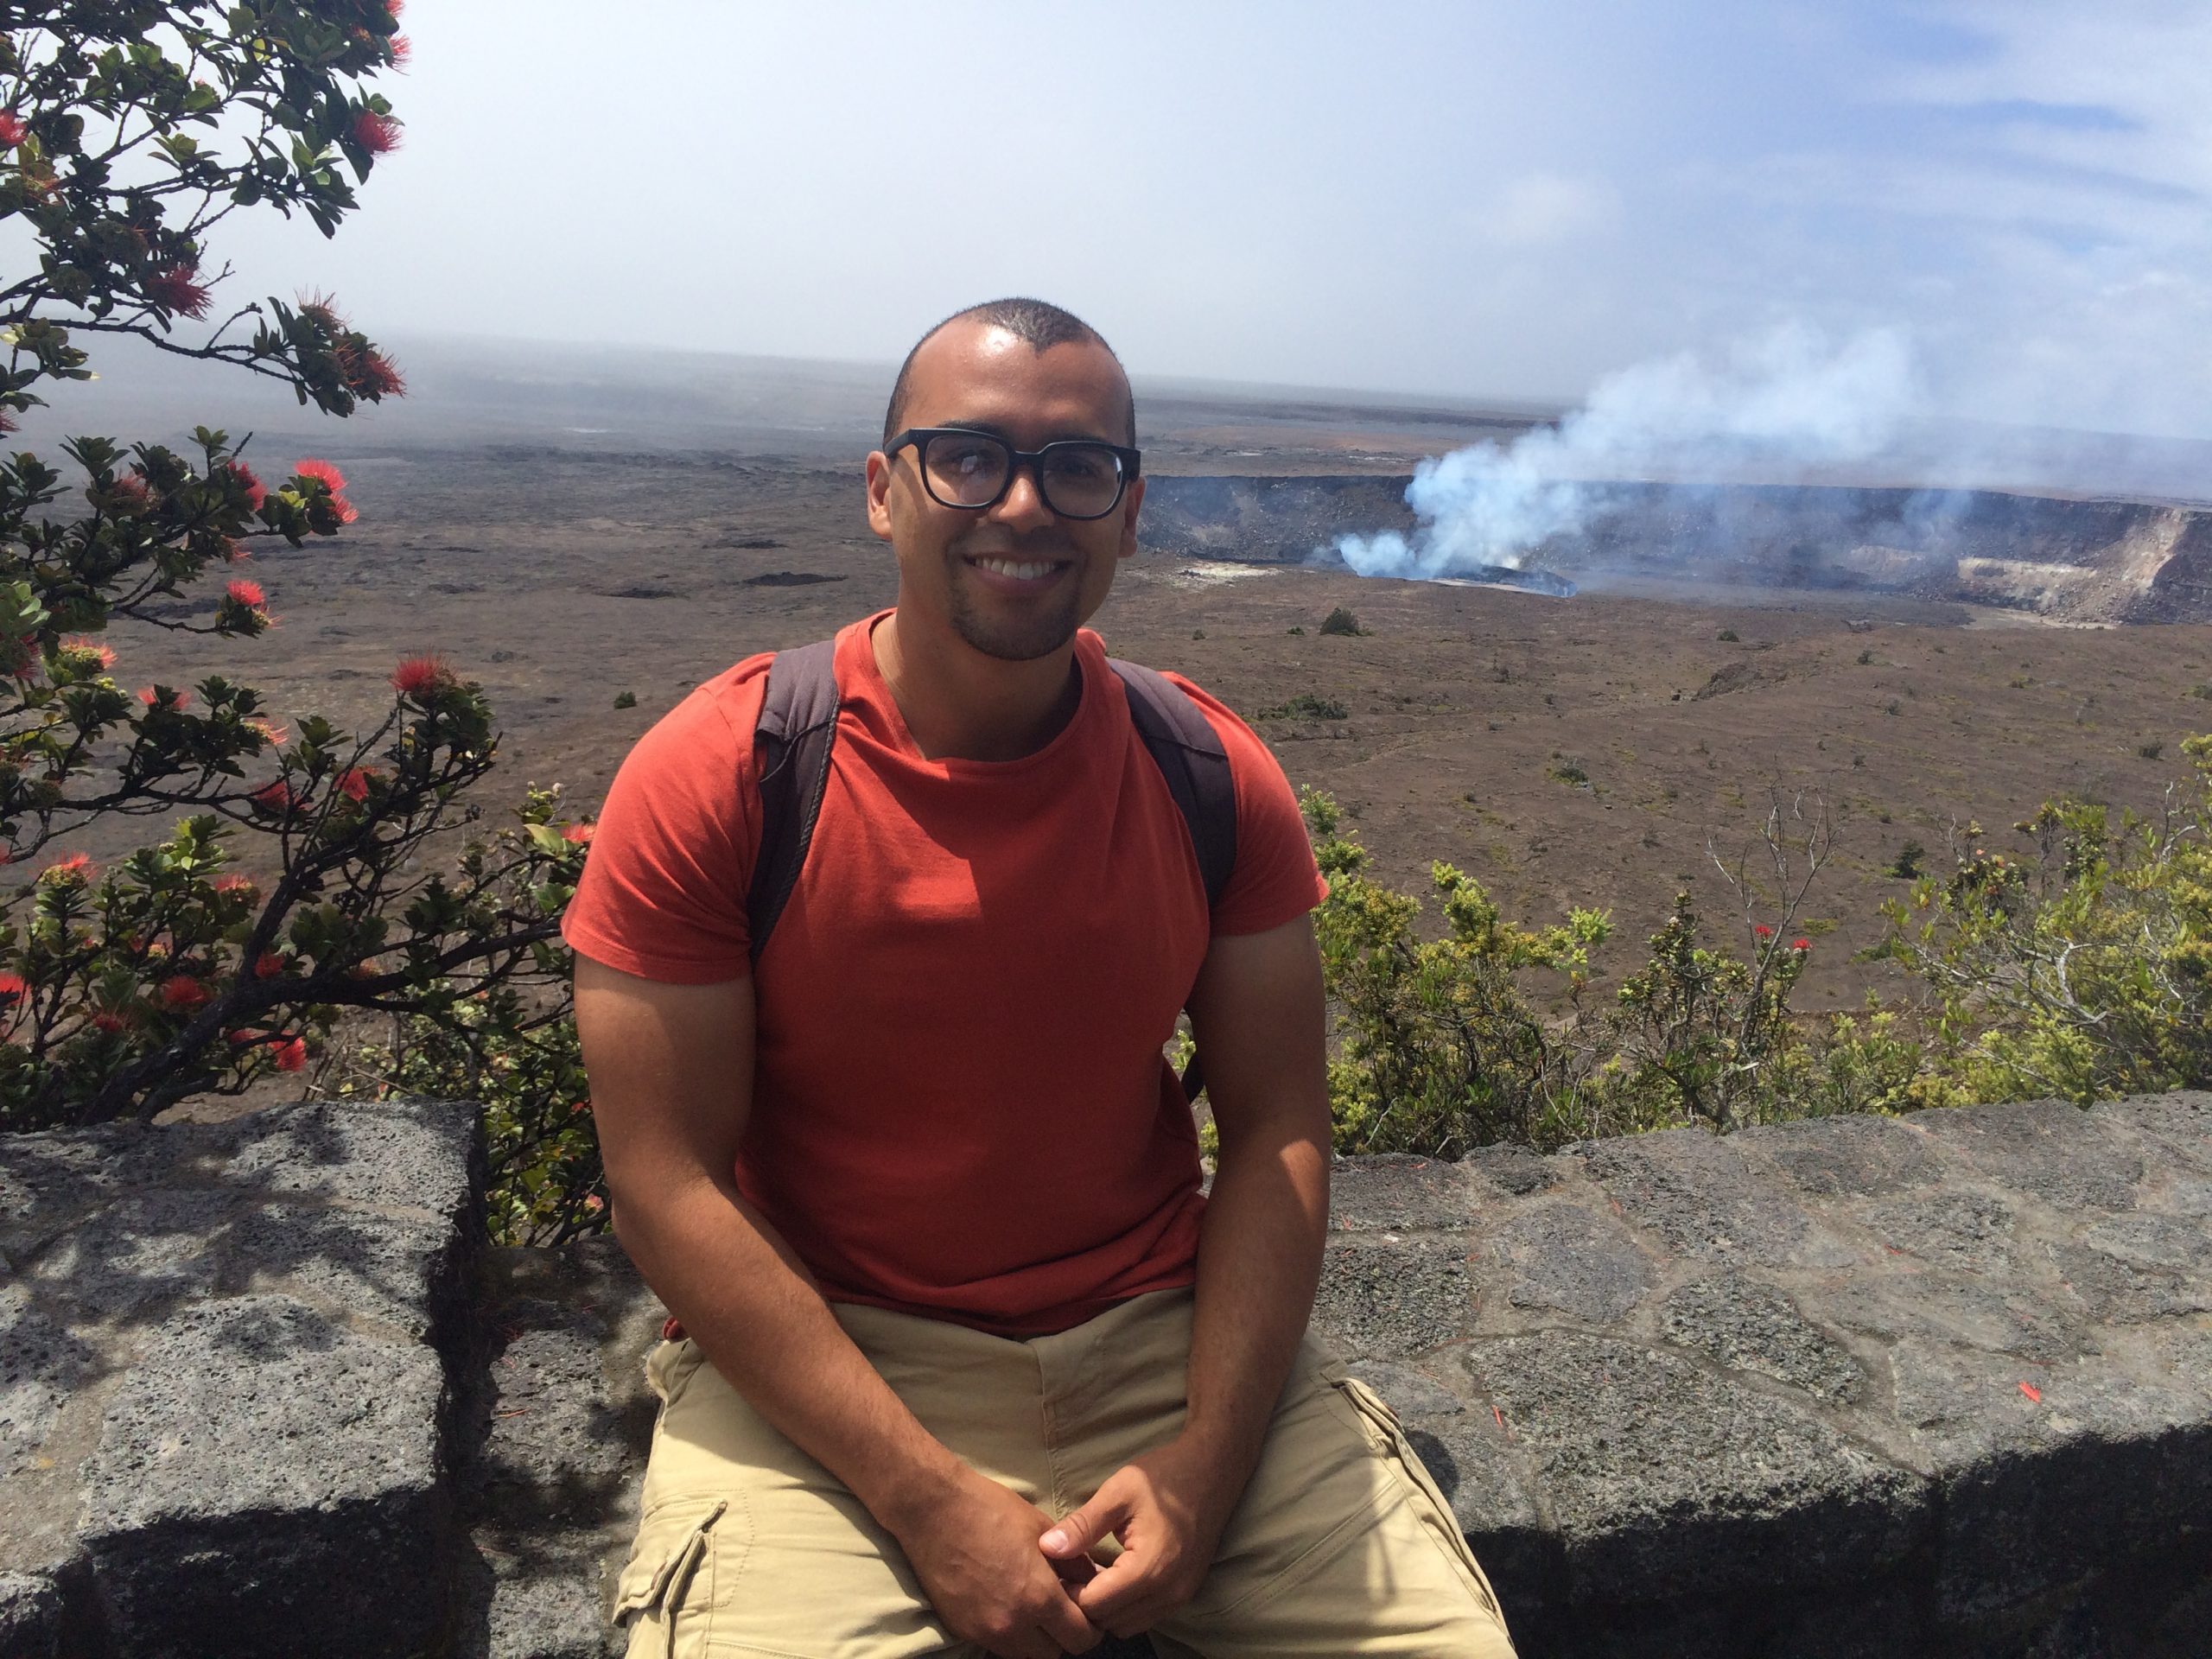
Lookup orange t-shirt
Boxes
[562,612,1326,1336]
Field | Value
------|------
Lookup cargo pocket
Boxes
[1331,1372,1505,1626]
[612,1497,734,1659]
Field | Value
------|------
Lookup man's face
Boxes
[866,322,1142,664]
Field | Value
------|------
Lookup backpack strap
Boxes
[1108,660,1238,907]
[1110,659,1240,1104]
[746,639,841,970]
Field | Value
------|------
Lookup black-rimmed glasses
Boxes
[885,428,1141,521]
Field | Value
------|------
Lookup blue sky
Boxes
[211,2,2212,439]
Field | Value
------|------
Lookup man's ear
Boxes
[864,450,895,544]
[1116,474,1146,562]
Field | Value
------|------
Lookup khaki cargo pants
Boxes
[614,1287,1516,1657]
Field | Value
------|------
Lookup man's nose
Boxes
[988,462,1057,530]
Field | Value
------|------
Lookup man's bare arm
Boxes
[1039,914,1332,1636]
[575,955,1096,1659]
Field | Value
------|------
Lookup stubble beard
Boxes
[943,541,1086,663]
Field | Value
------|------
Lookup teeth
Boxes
[976,557,1057,581]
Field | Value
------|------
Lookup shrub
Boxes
[1889,838,1926,880]
[1318,606,1365,637]
[1258,691,1349,721]
[613,690,639,709]
[1717,628,1739,642]
[1879,735,2212,1104]
[1300,790,1893,1151]
[1304,790,1611,1153]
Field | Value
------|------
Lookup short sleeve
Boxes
[1165,674,1329,937]
[560,662,770,983]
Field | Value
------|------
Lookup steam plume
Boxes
[1338,325,1919,578]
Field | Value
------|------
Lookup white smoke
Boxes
[1338,324,1920,578]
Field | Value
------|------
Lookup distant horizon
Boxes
[37,326,2212,458]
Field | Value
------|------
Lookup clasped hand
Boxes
[895,1437,1230,1657]
[1039,1435,1232,1642]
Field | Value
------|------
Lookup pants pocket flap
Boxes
[613,1497,728,1624]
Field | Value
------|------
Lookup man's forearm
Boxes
[615,1173,963,1533]
[1179,1125,1332,1494]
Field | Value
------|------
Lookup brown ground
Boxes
[85,379,2212,1020]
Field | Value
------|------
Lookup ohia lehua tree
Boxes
[0,3,603,1239]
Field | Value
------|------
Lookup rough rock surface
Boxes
[6,1092,2211,1656]
[0,1099,479,1658]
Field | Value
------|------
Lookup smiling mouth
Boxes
[964,554,1070,582]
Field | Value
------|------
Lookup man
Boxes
[566,298,1516,1658]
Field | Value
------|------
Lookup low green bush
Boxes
[1259,691,1351,721]
[1303,730,2212,1157]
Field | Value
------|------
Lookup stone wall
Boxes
[0,1099,481,1659]
[4,1092,2209,1656]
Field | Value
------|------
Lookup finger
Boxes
[1034,1582,1101,1654]
[1048,1549,1099,1587]
[1073,1547,1157,1626]
[1040,1484,1133,1559]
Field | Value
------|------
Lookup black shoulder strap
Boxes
[1109,658,1239,908]
[746,639,841,969]
[1110,659,1240,1107]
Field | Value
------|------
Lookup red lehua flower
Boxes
[252,952,290,980]
[160,975,211,1011]
[387,0,404,16]
[391,654,453,699]
[569,1099,591,1115]
[145,264,213,320]
[294,456,359,524]
[219,460,267,512]
[1792,938,1811,951]
[212,873,259,898]
[351,109,403,155]
[107,473,152,513]
[92,1009,133,1034]
[0,410,15,435]
[353,347,405,398]
[295,457,348,494]
[1753,924,1774,938]
[137,684,192,712]
[0,972,27,1005]
[389,33,411,67]
[583,1194,605,1213]
[298,291,348,333]
[61,636,118,670]
[251,780,296,812]
[0,112,24,149]
[337,766,373,803]
[227,578,266,608]
[40,851,94,884]
[245,718,289,747]
[226,538,251,563]
[272,1034,308,1072]
[562,821,594,845]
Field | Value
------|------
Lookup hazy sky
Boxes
[208,2,2212,440]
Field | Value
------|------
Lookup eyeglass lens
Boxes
[921,434,1126,518]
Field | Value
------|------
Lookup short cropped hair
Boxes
[882,297,1136,447]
